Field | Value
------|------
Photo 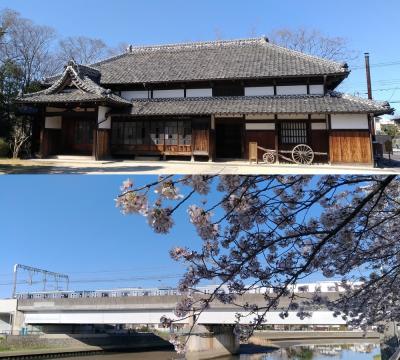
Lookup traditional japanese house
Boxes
[17,37,393,165]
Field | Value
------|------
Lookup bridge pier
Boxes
[185,325,239,360]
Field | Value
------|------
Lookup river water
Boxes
[64,342,381,360]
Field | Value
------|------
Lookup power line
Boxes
[349,80,400,87]
[0,265,179,279]
[352,60,400,70]
[0,273,183,287]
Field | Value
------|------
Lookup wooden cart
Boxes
[249,142,327,165]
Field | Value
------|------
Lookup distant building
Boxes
[375,116,398,133]
[17,37,392,165]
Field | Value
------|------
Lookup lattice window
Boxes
[150,121,164,145]
[178,120,192,145]
[280,122,308,144]
[112,119,192,147]
[165,121,178,145]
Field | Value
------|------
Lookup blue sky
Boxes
[1,0,400,114]
[0,176,197,298]
[0,176,368,298]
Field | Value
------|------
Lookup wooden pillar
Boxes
[38,108,47,158]
[241,115,246,159]
[210,115,216,162]
[368,114,375,165]
[327,114,332,164]
[274,114,279,163]
[94,129,111,160]
[39,129,48,158]
[95,106,112,160]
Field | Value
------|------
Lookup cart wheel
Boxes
[263,151,276,164]
[292,144,314,165]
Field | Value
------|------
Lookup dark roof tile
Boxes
[48,38,349,85]
[122,92,392,116]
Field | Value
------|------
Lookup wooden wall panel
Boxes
[245,130,275,160]
[192,119,210,155]
[329,130,372,164]
[310,130,329,163]
[40,129,62,157]
[95,129,110,160]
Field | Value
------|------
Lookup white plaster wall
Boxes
[120,91,149,100]
[98,106,111,129]
[309,84,324,95]
[246,123,275,130]
[245,114,275,120]
[153,89,184,98]
[245,87,274,96]
[186,88,212,98]
[311,113,326,119]
[45,116,62,129]
[331,114,369,130]
[311,123,327,130]
[276,85,308,95]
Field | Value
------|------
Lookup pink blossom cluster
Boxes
[117,175,400,344]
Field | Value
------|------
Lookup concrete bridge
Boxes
[14,292,345,327]
[1,291,351,359]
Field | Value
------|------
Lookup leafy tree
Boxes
[117,175,399,353]
[381,124,399,139]
[0,60,23,138]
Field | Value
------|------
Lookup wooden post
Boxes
[327,114,332,165]
[210,115,216,162]
[249,142,258,164]
[274,115,279,163]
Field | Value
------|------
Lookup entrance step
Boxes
[50,155,94,161]
[134,156,161,161]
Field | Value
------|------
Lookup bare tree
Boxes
[107,42,130,57]
[57,36,109,65]
[9,117,31,158]
[213,27,224,41]
[0,9,57,88]
[270,28,357,62]
[117,175,400,353]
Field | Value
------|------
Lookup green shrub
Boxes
[0,138,9,158]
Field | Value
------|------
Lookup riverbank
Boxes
[0,331,382,359]
[0,333,172,359]
[250,330,380,345]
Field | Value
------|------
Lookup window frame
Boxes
[279,121,309,145]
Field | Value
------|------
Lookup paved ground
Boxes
[0,158,399,174]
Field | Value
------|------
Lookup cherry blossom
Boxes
[117,175,400,350]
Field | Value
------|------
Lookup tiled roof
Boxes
[121,92,392,116]
[16,89,131,105]
[17,61,130,106]
[57,37,349,85]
